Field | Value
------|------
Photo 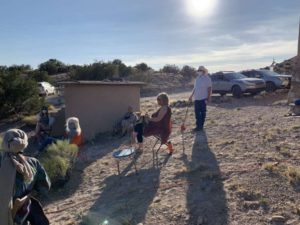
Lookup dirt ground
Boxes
[23,91,300,224]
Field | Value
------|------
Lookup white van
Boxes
[38,82,56,96]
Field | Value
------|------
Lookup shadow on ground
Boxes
[180,131,228,225]
[80,167,160,225]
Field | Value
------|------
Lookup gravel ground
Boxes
[9,90,300,225]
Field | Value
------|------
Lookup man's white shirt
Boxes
[193,74,212,101]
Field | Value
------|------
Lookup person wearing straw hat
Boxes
[0,129,51,225]
[188,66,212,132]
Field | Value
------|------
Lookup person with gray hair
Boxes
[66,117,83,146]
[0,129,51,225]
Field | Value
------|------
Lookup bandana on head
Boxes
[2,129,28,153]
[0,129,32,225]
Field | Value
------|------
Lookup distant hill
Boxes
[138,72,194,96]
[273,56,298,75]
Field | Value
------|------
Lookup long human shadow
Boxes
[184,131,228,225]
[80,167,160,225]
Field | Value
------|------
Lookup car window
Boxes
[216,74,223,80]
[211,74,223,81]
[224,73,246,80]
[242,71,251,77]
[248,72,256,78]
[254,73,262,78]
[211,75,218,81]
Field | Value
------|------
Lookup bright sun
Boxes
[186,0,217,18]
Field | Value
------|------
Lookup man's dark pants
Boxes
[194,99,207,130]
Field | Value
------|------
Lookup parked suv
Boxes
[38,82,56,96]
[240,69,291,92]
[210,71,266,98]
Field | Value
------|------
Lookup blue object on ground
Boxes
[295,99,300,106]
[113,148,135,158]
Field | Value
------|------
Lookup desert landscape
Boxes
[39,90,300,225]
[1,1,300,225]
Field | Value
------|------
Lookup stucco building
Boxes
[62,81,144,140]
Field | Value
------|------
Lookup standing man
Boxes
[189,66,212,132]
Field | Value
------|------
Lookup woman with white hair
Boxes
[37,117,83,153]
[66,117,83,147]
[0,129,51,225]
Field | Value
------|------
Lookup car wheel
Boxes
[232,85,242,98]
[266,82,276,92]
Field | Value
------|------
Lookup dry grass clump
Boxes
[47,104,56,111]
[259,197,269,207]
[22,115,38,126]
[40,140,78,183]
[276,145,292,157]
[263,162,279,173]
[286,166,300,185]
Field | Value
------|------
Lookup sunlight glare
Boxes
[186,0,217,18]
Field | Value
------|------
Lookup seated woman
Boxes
[133,92,173,154]
[0,129,51,225]
[38,117,83,153]
[35,106,50,141]
[65,117,83,147]
[121,106,138,137]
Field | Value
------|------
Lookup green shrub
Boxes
[127,70,152,83]
[161,64,180,74]
[0,70,42,118]
[41,155,70,181]
[40,140,78,183]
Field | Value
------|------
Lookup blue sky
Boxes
[0,0,299,72]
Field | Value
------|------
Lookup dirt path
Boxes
[43,91,300,225]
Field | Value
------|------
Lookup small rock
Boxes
[270,215,286,223]
[153,197,161,203]
[286,220,298,225]
[164,189,171,194]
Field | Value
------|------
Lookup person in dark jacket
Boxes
[35,106,51,141]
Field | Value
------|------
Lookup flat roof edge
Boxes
[59,81,145,86]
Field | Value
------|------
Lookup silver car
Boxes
[241,69,291,92]
[211,71,266,98]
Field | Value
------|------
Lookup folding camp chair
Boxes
[151,119,173,167]
[151,137,173,167]
[113,148,138,175]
